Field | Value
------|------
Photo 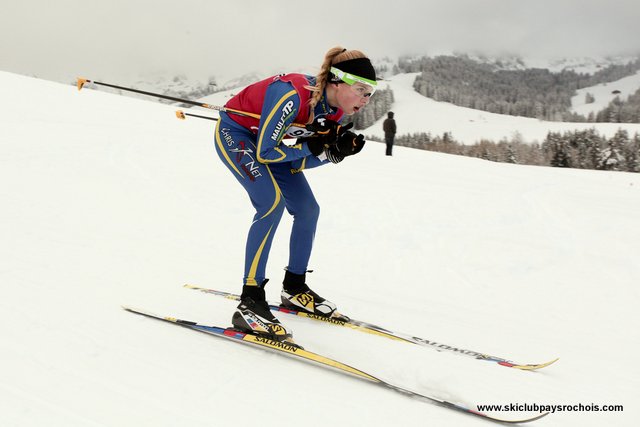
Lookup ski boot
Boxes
[281,271,348,320]
[232,280,294,343]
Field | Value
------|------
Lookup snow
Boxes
[363,73,640,144]
[570,71,640,117]
[524,56,639,75]
[1,70,639,427]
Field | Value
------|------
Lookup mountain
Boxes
[1,70,638,427]
[129,73,218,103]
[530,55,640,74]
[466,53,639,74]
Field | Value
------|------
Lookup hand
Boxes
[332,131,366,156]
[323,132,365,164]
[304,136,331,156]
[306,118,354,141]
[305,117,341,138]
[303,121,356,156]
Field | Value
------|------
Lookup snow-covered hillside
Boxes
[1,71,639,427]
[525,55,639,74]
[363,73,640,144]
[570,71,640,117]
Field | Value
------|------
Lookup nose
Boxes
[360,96,370,106]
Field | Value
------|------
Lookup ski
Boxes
[184,284,558,371]
[123,306,549,424]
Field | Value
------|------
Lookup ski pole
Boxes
[76,76,253,116]
[77,77,226,109]
[76,77,307,127]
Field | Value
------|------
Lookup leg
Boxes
[214,120,295,341]
[213,120,285,287]
[269,166,340,318]
[385,136,392,155]
[269,165,320,275]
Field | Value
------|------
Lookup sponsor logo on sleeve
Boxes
[270,100,295,142]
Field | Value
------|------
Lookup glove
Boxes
[302,120,362,163]
[331,131,366,157]
[305,117,343,138]
[305,136,331,156]
[323,132,365,164]
[302,120,354,156]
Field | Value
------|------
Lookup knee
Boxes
[295,199,320,223]
[256,197,286,222]
[274,199,287,218]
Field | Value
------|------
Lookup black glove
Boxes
[305,136,331,156]
[305,117,342,138]
[331,131,366,157]
[302,120,362,163]
[323,132,365,164]
[302,120,353,156]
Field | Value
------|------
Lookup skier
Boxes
[213,46,377,341]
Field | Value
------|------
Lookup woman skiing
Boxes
[213,46,377,342]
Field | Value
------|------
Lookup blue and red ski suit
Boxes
[213,74,343,287]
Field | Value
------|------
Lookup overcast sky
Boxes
[1,0,639,84]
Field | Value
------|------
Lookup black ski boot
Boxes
[232,280,293,342]
[281,271,345,319]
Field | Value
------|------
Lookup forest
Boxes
[367,128,640,172]
[403,55,640,123]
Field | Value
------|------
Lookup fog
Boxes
[1,0,638,84]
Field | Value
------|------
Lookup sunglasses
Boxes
[330,66,377,98]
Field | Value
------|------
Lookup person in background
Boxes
[383,111,396,156]
[213,46,377,342]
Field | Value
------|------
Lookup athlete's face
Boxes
[331,82,371,115]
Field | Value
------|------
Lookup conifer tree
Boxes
[599,129,628,170]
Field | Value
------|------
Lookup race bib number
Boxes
[285,125,314,138]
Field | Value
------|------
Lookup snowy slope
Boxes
[363,73,640,144]
[525,56,639,75]
[1,71,639,427]
[570,71,640,117]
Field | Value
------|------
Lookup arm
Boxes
[255,81,313,163]
[289,155,330,173]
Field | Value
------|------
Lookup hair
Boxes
[305,46,369,123]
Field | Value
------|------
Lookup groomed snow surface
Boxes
[1,71,639,426]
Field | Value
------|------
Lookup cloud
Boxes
[1,0,638,84]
